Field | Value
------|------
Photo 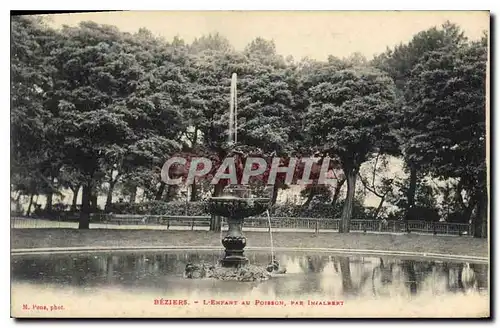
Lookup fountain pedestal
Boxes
[208,196,270,268]
[221,217,248,267]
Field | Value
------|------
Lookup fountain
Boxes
[209,190,271,268]
[208,73,272,270]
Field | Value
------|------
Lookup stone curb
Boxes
[10,246,488,263]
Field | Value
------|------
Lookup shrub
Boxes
[407,206,441,222]
[446,211,470,224]
[107,201,208,216]
[105,199,382,220]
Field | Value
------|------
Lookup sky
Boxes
[43,11,489,61]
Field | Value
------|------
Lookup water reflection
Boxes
[11,251,488,299]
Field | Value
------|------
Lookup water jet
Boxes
[207,73,271,270]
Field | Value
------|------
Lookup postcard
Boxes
[10,10,490,318]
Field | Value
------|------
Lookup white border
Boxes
[3,1,498,10]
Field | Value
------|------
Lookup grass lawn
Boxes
[11,228,488,258]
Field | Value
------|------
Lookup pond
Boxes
[11,250,489,318]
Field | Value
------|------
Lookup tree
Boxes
[58,165,85,211]
[11,16,67,214]
[36,22,189,227]
[183,36,241,200]
[238,39,303,202]
[305,66,397,232]
[46,22,150,228]
[404,35,488,237]
[372,22,469,225]
[189,33,233,54]
[111,31,187,205]
[358,154,394,220]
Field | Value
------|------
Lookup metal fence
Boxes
[11,215,472,236]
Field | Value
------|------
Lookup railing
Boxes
[10,215,472,236]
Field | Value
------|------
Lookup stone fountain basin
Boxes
[208,197,271,219]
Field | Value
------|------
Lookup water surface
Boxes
[11,250,489,318]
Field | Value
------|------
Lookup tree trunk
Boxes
[190,182,198,202]
[373,194,386,220]
[331,178,345,207]
[473,186,488,238]
[271,184,279,205]
[302,186,315,208]
[105,179,117,211]
[165,185,178,202]
[71,186,80,211]
[79,183,91,229]
[90,190,98,212]
[26,193,34,216]
[14,192,22,213]
[213,184,224,196]
[404,164,418,232]
[155,181,166,201]
[45,191,53,212]
[14,192,21,204]
[455,179,466,210]
[44,176,56,212]
[129,186,137,204]
[407,166,418,208]
[339,170,357,233]
[464,199,476,223]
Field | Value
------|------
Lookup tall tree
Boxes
[11,16,61,212]
[404,35,488,237]
[372,22,469,224]
[305,66,397,232]
[46,22,146,228]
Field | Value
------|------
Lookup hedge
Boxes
[106,201,208,216]
[106,199,373,220]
